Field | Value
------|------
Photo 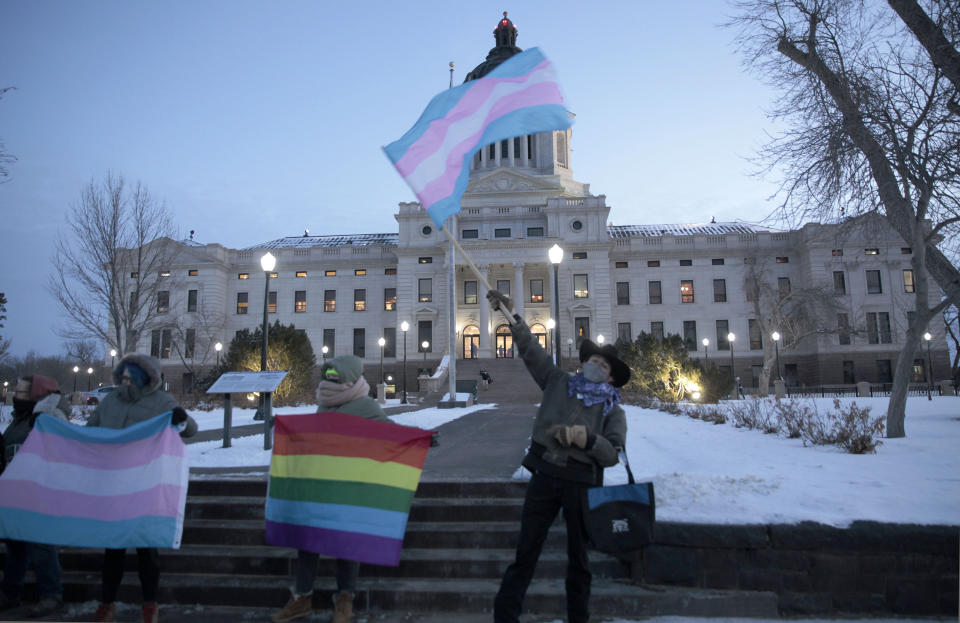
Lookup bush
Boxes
[830,399,885,454]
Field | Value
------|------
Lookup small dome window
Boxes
[571,220,583,231]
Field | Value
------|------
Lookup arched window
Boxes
[495,324,514,358]
[462,325,480,359]
[530,323,548,350]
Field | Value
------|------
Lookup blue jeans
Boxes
[494,472,592,623]
[1,540,63,601]
[295,550,359,595]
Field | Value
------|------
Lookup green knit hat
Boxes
[321,355,363,384]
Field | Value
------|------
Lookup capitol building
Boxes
[135,14,948,394]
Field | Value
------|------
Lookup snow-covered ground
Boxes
[183,396,959,527]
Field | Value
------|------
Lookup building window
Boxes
[384,288,396,311]
[385,267,396,275]
[353,328,365,358]
[573,274,589,299]
[419,257,432,264]
[744,257,756,265]
[713,279,727,303]
[572,252,587,260]
[419,278,432,302]
[648,281,662,304]
[355,269,366,276]
[647,260,660,268]
[323,329,335,356]
[159,270,171,278]
[912,359,926,382]
[156,291,169,314]
[778,277,791,299]
[903,269,915,293]
[680,259,692,267]
[876,360,893,383]
[776,257,789,263]
[268,272,278,279]
[616,282,630,305]
[529,279,543,303]
[865,248,879,255]
[618,323,632,343]
[838,313,851,345]
[843,360,856,384]
[574,317,590,345]
[462,229,479,239]
[418,321,432,352]
[238,273,249,280]
[832,249,843,257]
[294,290,307,313]
[187,289,198,313]
[464,280,478,305]
[296,271,308,278]
[650,321,664,342]
[150,329,172,360]
[571,220,583,231]
[497,280,511,297]
[615,261,628,268]
[527,227,544,237]
[683,321,697,351]
[680,280,694,303]
[748,319,763,350]
[268,291,277,314]
[421,225,432,236]
[866,312,892,344]
[834,271,847,295]
[236,292,248,314]
[354,289,366,311]
[325,270,336,277]
[901,247,912,255]
[494,228,511,238]
[324,290,336,312]
[711,258,724,266]
[188,269,198,277]
[128,291,137,316]
[383,327,396,358]
[866,270,883,294]
[184,328,196,359]
[130,272,139,279]
[716,320,730,350]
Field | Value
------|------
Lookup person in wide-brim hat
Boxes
[577,339,631,388]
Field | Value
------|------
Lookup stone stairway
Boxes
[456,357,542,404]
[5,479,779,619]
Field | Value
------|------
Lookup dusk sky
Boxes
[0,1,785,358]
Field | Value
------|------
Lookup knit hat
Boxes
[28,375,60,400]
[320,355,364,384]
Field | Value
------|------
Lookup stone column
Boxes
[520,134,529,167]
[513,264,525,319]
[478,264,491,357]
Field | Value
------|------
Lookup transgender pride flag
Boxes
[265,412,433,566]
[0,412,189,549]
[385,47,572,228]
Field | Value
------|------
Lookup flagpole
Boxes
[447,61,458,405]
[440,223,518,326]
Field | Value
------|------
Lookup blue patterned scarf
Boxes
[567,373,621,418]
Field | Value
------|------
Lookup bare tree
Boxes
[0,87,16,183]
[49,173,179,357]
[887,0,960,102]
[64,339,100,366]
[0,292,8,364]
[729,0,960,437]
[168,306,226,391]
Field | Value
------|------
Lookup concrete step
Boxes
[53,572,779,618]
[185,478,528,500]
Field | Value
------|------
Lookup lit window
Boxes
[268,272,278,279]
[776,257,789,263]
[159,270,171,278]
[130,272,139,278]
[680,280,694,303]
[188,269,198,276]
[295,290,307,313]
[385,267,397,275]
[419,257,432,264]
[355,269,366,276]
[384,288,396,311]
[238,273,250,280]
[572,252,587,260]
[354,289,366,311]
[324,290,336,312]
[464,281,478,305]
[236,292,248,314]
[419,278,432,302]
[325,270,336,277]
[529,279,543,303]
[615,261,628,268]
[296,271,308,278]
[865,248,879,255]
[268,291,277,314]
[903,269,915,293]
[573,274,589,299]
[647,260,660,268]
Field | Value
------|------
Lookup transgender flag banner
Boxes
[385,46,572,228]
[265,412,433,566]
[0,412,189,549]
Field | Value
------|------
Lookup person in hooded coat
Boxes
[86,353,196,623]
[0,375,68,617]
[486,290,630,623]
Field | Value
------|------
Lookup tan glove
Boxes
[486,289,514,313]
[550,424,588,449]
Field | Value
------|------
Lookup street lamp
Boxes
[260,251,276,450]
[400,321,409,404]
[72,365,79,394]
[321,345,328,362]
[701,337,709,362]
[596,334,605,344]
[546,318,556,365]
[214,342,222,367]
[422,340,429,367]
[923,331,933,401]
[378,337,386,385]
[548,244,564,369]
[567,337,573,360]
[727,332,736,399]
[110,349,117,370]
[771,331,782,381]
[86,367,93,391]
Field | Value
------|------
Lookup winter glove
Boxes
[430,431,440,447]
[171,407,188,425]
[486,290,514,314]
[549,424,588,449]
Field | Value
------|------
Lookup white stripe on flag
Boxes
[4,452,187,496]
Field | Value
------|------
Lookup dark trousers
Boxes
[1,540,63,601]
[101,548,160,604]
[494,472,592,623]
[294,550,359,595]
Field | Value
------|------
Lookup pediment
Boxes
[465,169,562,195]
[414,304,440,317]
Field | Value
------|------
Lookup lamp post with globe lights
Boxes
[771,331,782,381]
[110,349,117,370]
[422,340,429,369]
[546,318,556,365]
[727,333,736,399]
[400,321,409,404]
[923,332,934,401]
[260,251,276,450]
[701,337,709,362]
[596,334,604,344]
[321,345,328,363]
[86,367,93,391]
[378,337,386,385]
[548,244,564,368]
[214,342,222,367]
[72,366,79,395]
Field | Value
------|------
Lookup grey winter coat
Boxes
[510,316,627,485]
[87,353,197,437]
[316,354,389,423]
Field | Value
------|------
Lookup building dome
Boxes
[464,12,522,82]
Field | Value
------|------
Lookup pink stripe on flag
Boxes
[394,59,555,175]
[0,479,185,521]
[414,82,564,206]
[23,428,185,470]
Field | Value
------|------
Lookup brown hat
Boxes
[578,340,631,388]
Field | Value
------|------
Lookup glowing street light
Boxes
[110,349,117,370]
[548,244,564,368]
[596,334,605,344]
[923,332,933,401]
[321,345,328,362]
[86,367,93,391]
[701,337,709,361]
[214,342,222,367]
[727,333,737,399]
[259,251,276,451]
[771,331,782,381]
[378,337,386,385]
[72,365,79,394]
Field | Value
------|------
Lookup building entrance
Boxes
[462,325,480,358]
[495,324,514,358]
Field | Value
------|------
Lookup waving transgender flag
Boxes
[385,47,572,228]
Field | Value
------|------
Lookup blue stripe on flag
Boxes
[265,497,408,540]
[35,411,173,444]
[384,47,550,163]
[587,484,652,510]
[0,507,180,548]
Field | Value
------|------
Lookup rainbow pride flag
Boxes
[265,412,433,566]
[0,411,188,549]
[385,46,571,228]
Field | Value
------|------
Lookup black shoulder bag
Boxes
[585,450,655,554]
